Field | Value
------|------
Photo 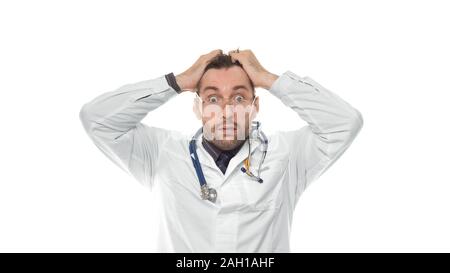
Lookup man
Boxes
[79,49,363,252]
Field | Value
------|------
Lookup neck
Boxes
[202,136,247,152]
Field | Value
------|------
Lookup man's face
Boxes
[195,66,259,151]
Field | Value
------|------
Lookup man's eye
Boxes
[208,96,218,103]
[234,95,244,103]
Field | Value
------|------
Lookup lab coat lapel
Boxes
[195,134,220,171]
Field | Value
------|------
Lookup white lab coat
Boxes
[79,70,363,252]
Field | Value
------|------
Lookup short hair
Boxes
[196,54,255,97]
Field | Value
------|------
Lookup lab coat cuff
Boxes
[159,74,181,96]
[165,72,182,93]
[131,74,180,102]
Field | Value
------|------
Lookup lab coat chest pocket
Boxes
[242,158,287,211]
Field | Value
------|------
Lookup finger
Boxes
[229,52,234,62]
[210,49,223,55]
[229,52,240,63]
[203,49,223,63]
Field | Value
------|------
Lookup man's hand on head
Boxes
[175,49,223,93]
[228,49,279,90]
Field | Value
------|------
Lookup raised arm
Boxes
[79,49,223,189]
[79,74,180,189]
[268,71,363,204]
[228,49,363,207]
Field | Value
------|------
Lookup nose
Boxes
[221,104,235,119]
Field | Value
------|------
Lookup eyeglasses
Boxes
[196,93,255,107]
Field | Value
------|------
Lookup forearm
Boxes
[79,74,179,140]
[268,70,363,158]
[261,72,280,90]
[175,74,190,92]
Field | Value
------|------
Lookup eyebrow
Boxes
[203,85,249,93]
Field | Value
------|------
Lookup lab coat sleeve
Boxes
[268,70,363,199]
[79,75,179,190]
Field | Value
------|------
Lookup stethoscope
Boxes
[189,121,268,203]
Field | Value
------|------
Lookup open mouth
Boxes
[220,124,237,131]
[215,127,237,137]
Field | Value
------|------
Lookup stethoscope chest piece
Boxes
[201,184,217,203]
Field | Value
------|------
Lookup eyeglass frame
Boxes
[195,92,257,108]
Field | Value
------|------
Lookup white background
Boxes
[1,0,449,252]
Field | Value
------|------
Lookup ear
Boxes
[193,96,202,120]
[249,96,259,120]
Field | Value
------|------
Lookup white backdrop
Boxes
[1,0,449,252]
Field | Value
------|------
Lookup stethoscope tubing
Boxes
[189,122,268,202]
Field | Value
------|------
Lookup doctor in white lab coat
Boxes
[79,49,363,253]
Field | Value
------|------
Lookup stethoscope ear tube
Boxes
[240,167,263,183]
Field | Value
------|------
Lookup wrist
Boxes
[175,74,189,92]
[261,72,279,90]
